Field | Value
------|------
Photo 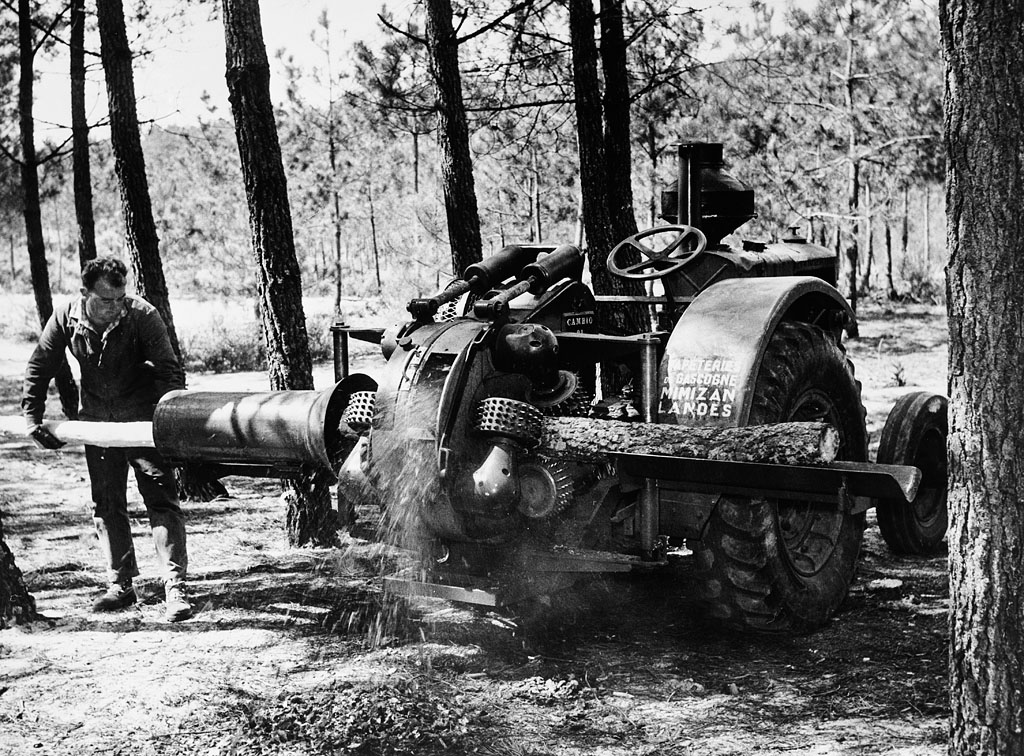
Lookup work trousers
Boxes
[85,445,188,587]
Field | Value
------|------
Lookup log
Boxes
[1,414,838,466]
[0,415,154,448]
[538,417,838,466]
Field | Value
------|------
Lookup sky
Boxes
[29,0,785,143]
[31,0,408,140]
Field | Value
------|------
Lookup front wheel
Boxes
[693,321,867,633]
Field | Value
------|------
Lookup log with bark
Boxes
[538,417,839,466]
[2,414,839,468]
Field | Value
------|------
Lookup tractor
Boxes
[153,141,948,633]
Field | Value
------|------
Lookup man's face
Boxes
[82,278,126,328]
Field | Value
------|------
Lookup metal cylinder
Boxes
[152,374,377,475]
[639,334,660,424]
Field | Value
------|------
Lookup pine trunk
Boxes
[943,0,1024,752]
[18,0,79,421]
[568,0,645,337]
[843,24,860,336]
[96,0,180,358]
[923,184,931,266]
[221,0,335,547]
[861,179,873,292]
[598,0,646,332]
[845,158,860,319]
[901,184,909,263]
[599,0,636,244]
[424,0,482,275]
[885,223,897,300]
[71,0,97,267]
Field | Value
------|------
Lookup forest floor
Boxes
[0,300,950,756]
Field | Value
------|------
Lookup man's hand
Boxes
[28,424,65,450]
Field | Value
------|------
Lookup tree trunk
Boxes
[885,222,897,300]
[942,0,1024,752]
[222,0,335,547]
[599,0,636,243]
[328,104,343,311]
[368,182,381,291]
[923,183,931,267]
[842,13,860,336]
[531,151,542,242]
[97,0,223,501]
[18,0,79,421]
[901,184,909,265]
[844,159,860,337]
[71,0,97,267]
[96,0,180,358]
[424,0,482,275]
[568,0,645,337]
[0,515,39,628]
[539,417,838,465]
[860,178,873,292]
[413,130,420,194]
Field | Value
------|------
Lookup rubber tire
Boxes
[875,392,948,555]
[694,321,868,633]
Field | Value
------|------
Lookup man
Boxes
[22,256,192,622]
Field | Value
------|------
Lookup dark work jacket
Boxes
[22,296,185,424]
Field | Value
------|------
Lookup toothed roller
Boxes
[539,384,594,418]
[342,391,376,433]
[518,460,575,519]
[473,397,543,448]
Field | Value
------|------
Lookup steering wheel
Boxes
[606,225,708,281]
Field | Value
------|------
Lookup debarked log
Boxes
[0,415,154,448]
[538,417,838,465]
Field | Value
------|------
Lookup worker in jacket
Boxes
[22,255,192,622]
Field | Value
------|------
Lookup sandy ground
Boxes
[0,301,950,756]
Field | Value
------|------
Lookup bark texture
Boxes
[425,0,482,275]
[71,0,97,266]
[96,0,180,356]
[539,418,838,465]
[942,0,1024,752]
[599,0,637,244]
[221,0,334,547]
[0,515,38,628]
[568,0,644,337]
[18,0,79,421]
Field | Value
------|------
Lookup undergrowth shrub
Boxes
[895,263,945,305]
[180,317,265,373]
[305,312,337,363]
[180,313,347,373]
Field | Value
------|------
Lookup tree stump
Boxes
[1,516,39,628]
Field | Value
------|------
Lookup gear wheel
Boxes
[518,460,575,519]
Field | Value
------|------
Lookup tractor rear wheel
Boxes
[694,321,867,633]
[875,392,948,554]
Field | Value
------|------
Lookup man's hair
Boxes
[82,256,128,291]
